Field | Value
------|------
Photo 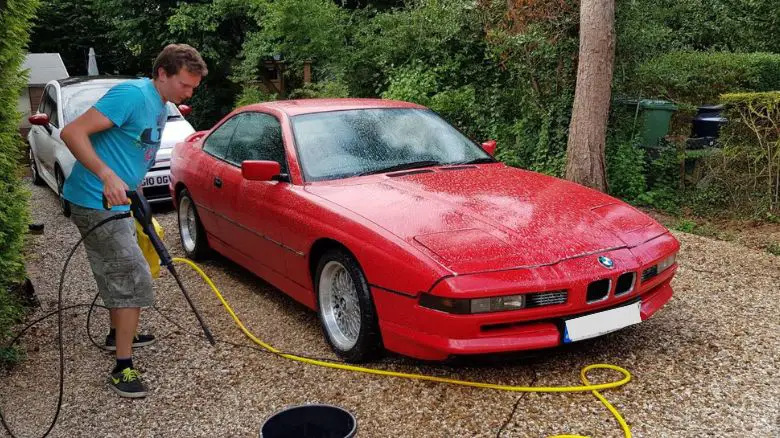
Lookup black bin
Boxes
[260,404,357,438]
[691,104,727,138]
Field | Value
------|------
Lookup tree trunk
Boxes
[564,0,616,192]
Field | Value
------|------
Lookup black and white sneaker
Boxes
[108,367,148,398]
[105,333,157,351]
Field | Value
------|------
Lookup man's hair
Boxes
[152,44,208,79]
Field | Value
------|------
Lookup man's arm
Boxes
[60,108,129,207]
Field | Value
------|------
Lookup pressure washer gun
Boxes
[104,190,216,346]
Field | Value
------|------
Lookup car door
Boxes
[192,115,241,241]
[219,111,290,276]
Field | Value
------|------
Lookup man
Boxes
[61,44,207,398]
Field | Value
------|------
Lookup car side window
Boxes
[46,86,60,128]
[38,88,48,114]
[226,112,287,173]
[202,116,240,160]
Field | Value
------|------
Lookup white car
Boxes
[27,76,195,215]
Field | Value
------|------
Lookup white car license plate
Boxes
[563,301,642,343]
[141,172,170,188]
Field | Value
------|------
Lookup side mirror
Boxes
[178,104,192,117]
[242,160,282,182]
[481,140,497,156]
[29,113,50,126]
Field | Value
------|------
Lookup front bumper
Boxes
[373,233,679,360]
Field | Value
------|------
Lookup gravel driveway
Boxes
[2,180,779,437]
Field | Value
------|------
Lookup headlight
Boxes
[419,293,526,314]
[470,295,526,313]
[642,252,677,282]
[657,253,676,272]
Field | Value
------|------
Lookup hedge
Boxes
[632,52,780,105]
[0,0,40,364]
[713,91,780,214]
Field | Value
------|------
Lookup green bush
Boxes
[234,85,277,108]
[289,79,350,99]
[711,91,780,215]
[1,0,39,366]
[632,52,780,105]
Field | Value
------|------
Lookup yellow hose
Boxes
[172,257,632,438]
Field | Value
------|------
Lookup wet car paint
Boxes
[170,98,680,360]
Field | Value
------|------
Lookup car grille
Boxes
[615,272,636,296]
[525,290,568,308]
[586,279,611,303]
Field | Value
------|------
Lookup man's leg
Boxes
[111,307,140,359]
[70,204,154,398]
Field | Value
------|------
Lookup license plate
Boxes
[563,301,642,343]
[141,174,170,188]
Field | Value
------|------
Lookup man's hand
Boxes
[100,168,130,208]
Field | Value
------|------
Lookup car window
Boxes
[38,88,48,114]
[203,116,240,160]
[47,86,60,128]
[226,112,287,173]
[61,84,115,124]
[41,86,60,128]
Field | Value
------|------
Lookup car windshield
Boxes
[61,83,119,124]
[166,102,183,120]
[62,81,181,124]
[291,108,491,181]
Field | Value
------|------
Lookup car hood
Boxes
[161,119,195,149]
[154,119,194,168]
[305,165,667,273]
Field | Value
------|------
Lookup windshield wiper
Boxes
[451,157,496,165]
[360,160,443,176]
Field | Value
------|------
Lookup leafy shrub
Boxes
[0,0,39,366]
[234,85,277,107]
[710,92,780,214]
[632,52,780,105]
[289,80,350,99]
[606,139,647,201]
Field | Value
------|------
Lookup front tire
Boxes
[315,248,382,362]
[177,188,210,260]
[29,147,44,186]
[55,167,70,217]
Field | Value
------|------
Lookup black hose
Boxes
[0,211,336,438]
[1,212,129,438]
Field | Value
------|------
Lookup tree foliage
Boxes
[28,0,117,75]
[23,0,780,215]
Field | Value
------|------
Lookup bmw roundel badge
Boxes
[598,256,614,269]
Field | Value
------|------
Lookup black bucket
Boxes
[260,404,357,438]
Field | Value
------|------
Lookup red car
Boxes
[169,99,679,362]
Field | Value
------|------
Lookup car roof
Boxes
[243,98,427,117]
[57,75,139,88]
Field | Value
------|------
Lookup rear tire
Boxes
[29,147,44,186]
[315,248,382,362]
[177,188,210,260]
[55,167,71,217]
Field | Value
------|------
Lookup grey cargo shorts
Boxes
[70,204,154,308]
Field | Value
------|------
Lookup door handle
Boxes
[213,176,222,188]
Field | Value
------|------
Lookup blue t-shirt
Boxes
[63,78,166,211]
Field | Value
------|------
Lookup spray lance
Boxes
[104,190,215,346]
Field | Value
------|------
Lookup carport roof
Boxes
[22,53,69,86]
